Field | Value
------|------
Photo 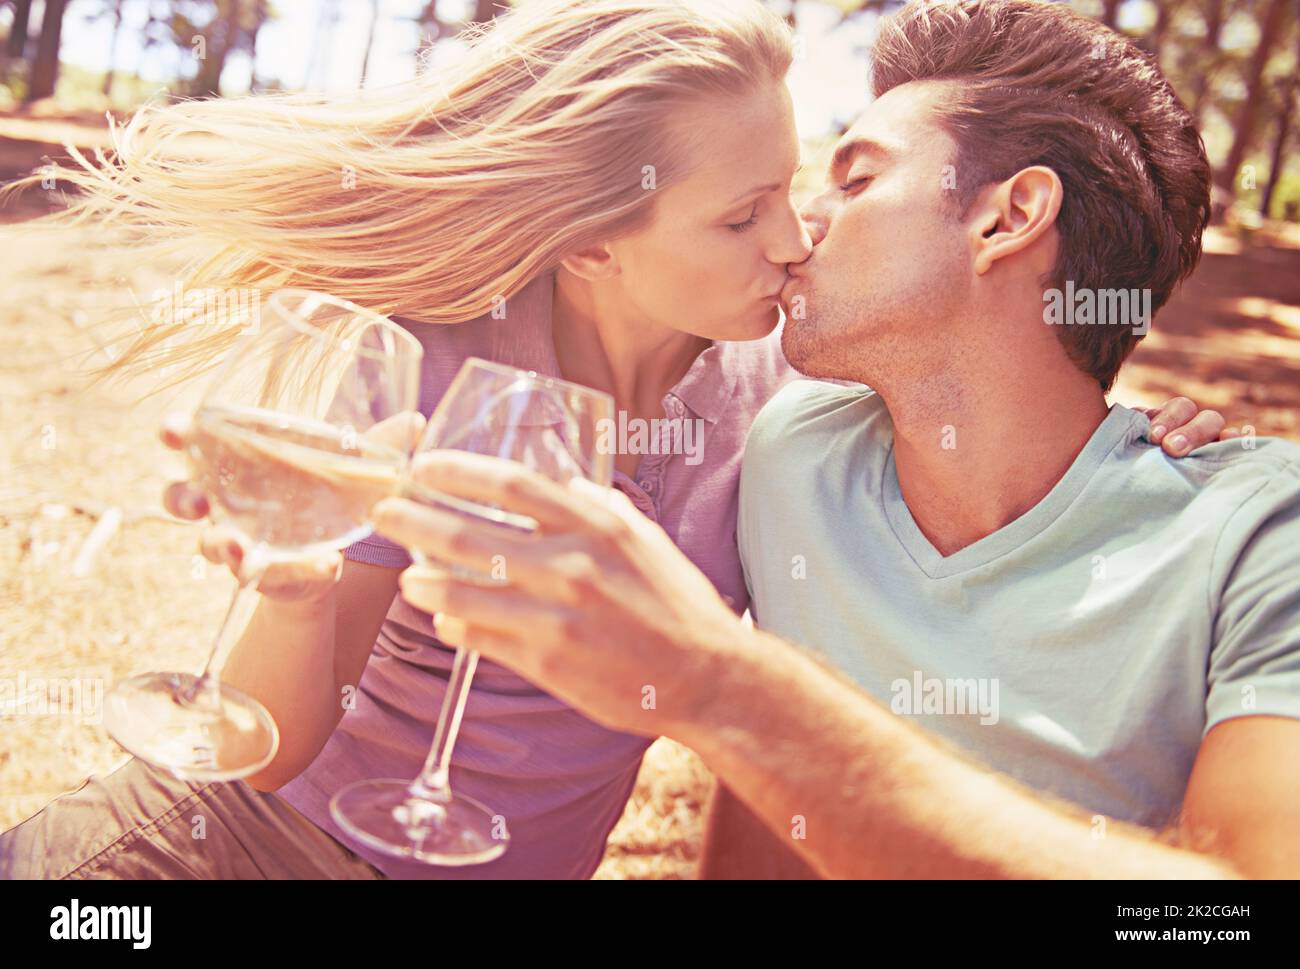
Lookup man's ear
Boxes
[970,166,1063,276]
[558,242,621,282]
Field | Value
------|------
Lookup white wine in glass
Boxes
[330,357,614,865]
[102,290,424,782]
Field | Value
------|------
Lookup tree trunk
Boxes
[1191,0,1227,122]
[417,0,440,36]
[1259,79,1295,218]
[102,0,126,98]
[1215,0,1292,201]
[1150,0,1173,68]
[1259,24,1300,218]
[5,0,34,60]
[25,0,70,102]
[360,0,380,87]
[192,0,243,98]
[413,0,441,71]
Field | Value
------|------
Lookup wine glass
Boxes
[102,290,424,782]
[329,357,614,865]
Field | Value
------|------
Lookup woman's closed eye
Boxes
[727,203,760,233]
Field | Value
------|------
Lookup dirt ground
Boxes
[1,108,1297,879]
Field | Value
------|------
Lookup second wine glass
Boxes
[329,356,614,865]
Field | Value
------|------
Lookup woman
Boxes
[0,0,1222,880]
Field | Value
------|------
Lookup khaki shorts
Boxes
[0,756,385,880]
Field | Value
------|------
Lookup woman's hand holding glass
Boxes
[104,290,424,782]
[159,409,425,604]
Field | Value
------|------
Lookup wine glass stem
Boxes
[411,647,479,802]
[178,546,272,714]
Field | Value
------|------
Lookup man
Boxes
[371,0,1300,878]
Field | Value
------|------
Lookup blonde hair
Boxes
[7,0,793,396]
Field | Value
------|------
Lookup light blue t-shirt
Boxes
[738,380,1300,829]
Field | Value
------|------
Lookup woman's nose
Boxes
[790,216,814,263]
[773,200,815,265]
[799,202,829,248]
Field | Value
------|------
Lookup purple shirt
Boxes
[277,270,797,878]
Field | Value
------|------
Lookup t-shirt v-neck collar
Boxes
[880,404,1146,579]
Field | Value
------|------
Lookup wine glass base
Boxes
[103,672,279,783]
[329,778,509,866]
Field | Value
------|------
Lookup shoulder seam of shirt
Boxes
[1205,454,1300,621]
[749,379,837,451]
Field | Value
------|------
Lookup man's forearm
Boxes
[676,628,1242,879]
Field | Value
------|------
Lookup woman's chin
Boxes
[735,303,783,341]
[685,303,782,343]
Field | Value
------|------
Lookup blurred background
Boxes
[1,0,1297,878]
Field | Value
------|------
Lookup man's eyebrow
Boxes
[725,163,805,206]
[830,137,897,173]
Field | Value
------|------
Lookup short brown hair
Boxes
[871,0,1211,391]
